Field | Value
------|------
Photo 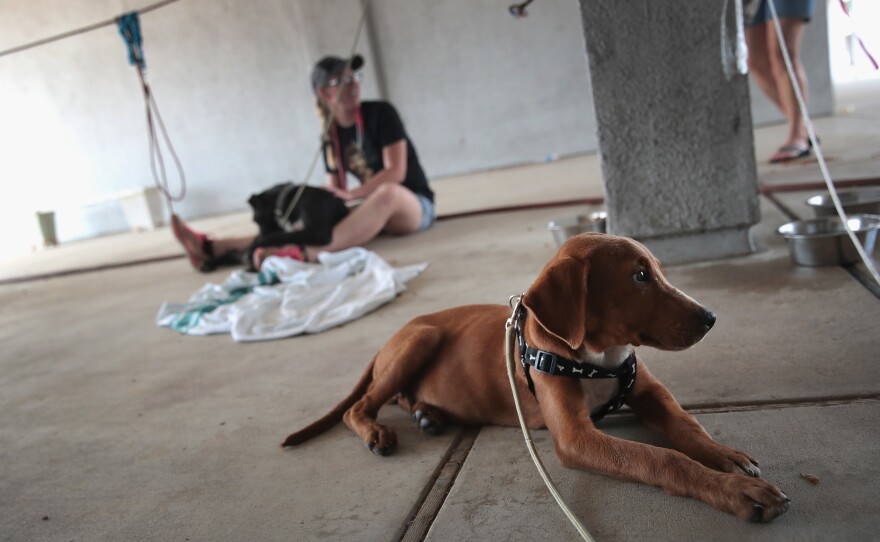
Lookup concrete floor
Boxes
[2,82,879,541]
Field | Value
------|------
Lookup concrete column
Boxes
[579,0,760,263]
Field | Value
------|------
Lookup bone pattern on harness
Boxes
[513,307,637,422]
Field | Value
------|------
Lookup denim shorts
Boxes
[748,0,816,26]
[416,193,436,232]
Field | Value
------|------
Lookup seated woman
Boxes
[172,54,435,271]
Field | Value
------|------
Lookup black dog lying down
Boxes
[250,183,349,248]
[208,183,349,271]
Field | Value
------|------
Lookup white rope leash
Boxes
[766,0,880,286]
[505,295,595,542]
[278,0,372,227]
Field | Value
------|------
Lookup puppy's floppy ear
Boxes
[522,255,589,351]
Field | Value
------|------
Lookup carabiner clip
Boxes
[506,294,524,329]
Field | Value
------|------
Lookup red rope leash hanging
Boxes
[117,12,186,213]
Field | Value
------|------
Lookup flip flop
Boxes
[253,245,305,271]
[769,144,811,164]
[170,214,214,272]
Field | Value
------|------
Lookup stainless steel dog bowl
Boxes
[806,188,880,217]
[776,214,880,266]
[548,212,607,247]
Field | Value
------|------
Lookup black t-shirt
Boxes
[322,100,434,203]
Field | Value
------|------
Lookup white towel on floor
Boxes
[156,248,427,342]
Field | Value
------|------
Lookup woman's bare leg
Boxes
[746,19,812,162]
[304,183,423,261]
[767,18,810,160]
[745,24,781,109]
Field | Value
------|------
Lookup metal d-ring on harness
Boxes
[505,295,595,542]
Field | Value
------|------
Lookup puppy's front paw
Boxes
[365,424,397,456]
[694,443,761,478]
[719,473,790,523]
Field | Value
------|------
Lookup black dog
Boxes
[241,182,349,270]
[249,182,349,247]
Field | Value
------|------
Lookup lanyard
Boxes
[331,107,364,191]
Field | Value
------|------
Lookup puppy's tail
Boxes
[280,357,375,448]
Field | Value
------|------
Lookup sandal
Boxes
[170,214,215,272]
[769,144,811,164]
[253,245,305,271]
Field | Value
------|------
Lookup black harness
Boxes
[512,306,637,422]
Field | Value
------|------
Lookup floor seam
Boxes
[844,265,880,298]
[605,394,880,422]
[396,427,480,542]
[763,192,799,221]
[683,394,880,414]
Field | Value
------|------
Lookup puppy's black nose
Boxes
[702,310,717,330]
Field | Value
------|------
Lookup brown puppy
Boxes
[282,233,789,523]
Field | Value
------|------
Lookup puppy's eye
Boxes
[633,270,649,283]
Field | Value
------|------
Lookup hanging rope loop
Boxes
[117,11,187,212]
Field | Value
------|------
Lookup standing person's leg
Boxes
[767,18,810,162]
[745,24,781,109]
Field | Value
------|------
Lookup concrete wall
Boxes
[0,0,831,245]
[369,1,596,175]
[1,0,325,244]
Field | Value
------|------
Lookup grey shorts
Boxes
[416,193,436,232]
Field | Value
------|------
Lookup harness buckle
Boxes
[534,350,557,374]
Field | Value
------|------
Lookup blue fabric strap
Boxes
[117,12,145,69]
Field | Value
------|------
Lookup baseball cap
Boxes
[311,54,365,92]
